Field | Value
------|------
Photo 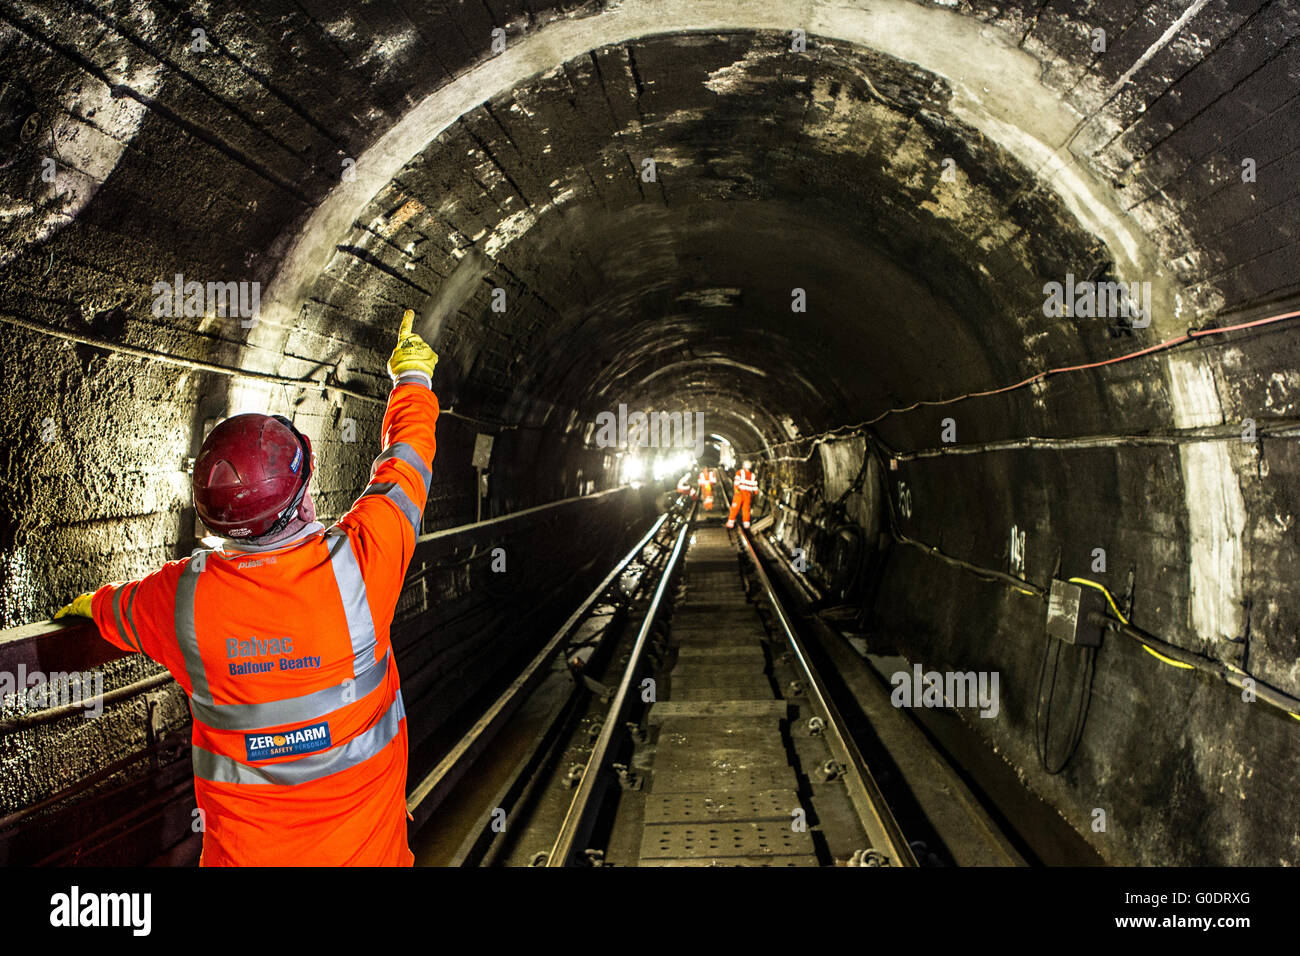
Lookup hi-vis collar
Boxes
[218,521,328,556]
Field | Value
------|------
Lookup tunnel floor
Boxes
[409,505,1063,867]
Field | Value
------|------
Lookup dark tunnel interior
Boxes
[1,0,1300,873]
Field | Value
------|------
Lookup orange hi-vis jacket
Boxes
[91,376,438,866]
[697,468,716,509]
[727,468,757,526]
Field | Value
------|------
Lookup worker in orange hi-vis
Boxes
[726,460,759,529]
[698,465,718,511]
[53,309,439,867]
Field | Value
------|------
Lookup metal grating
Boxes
[640,856,821,867]
[649,700,789,721]
[639,821,817,860]
[650,765,799,794]
[644,789,801,824]
[655,730,790,764]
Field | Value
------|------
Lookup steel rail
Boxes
[450,505,688,866]
[737,526,919,867]
[412,485,632,552]
[546,506,694,866]
[406,511,671,823]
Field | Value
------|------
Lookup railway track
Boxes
[625,519,916,866]
[412,486,942,866]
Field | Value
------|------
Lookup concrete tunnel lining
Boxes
[245,0,1244,648]
[259,0,1158,330]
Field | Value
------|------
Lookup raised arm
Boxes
[335,310,440,615]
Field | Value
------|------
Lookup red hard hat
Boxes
[193,414,313,538]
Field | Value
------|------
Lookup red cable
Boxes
[862,307,1300,427]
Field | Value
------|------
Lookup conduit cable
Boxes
[754,305,1300,459]
[869,440,1300,720]
[895,536,1300,720]
[1066,576,1130,625]
[879,418,1300,462]
[0,310,519,430]
[1068,576,1195,672]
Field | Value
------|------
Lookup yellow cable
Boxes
[1068,577,1200,671]
[1067,576,1130,625]
[936,566,1300,719]
[1139,643,1196,670]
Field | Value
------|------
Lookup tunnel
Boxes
[1,0,1298,880]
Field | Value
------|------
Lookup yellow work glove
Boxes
[387,309,438,383]
[54,592,94,620]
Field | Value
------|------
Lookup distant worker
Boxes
[53,309,439,867]
[726,460,758,529]
[698,465,718,511]
[676,470,697,498]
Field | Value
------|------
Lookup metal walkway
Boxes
[638,525,819,866]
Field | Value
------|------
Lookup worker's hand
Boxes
[388,309,438,383]
[53,592,94,620]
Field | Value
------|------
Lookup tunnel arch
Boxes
[242,6,1239,643]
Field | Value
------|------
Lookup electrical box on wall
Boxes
[1046,579,1106,647]
[472,433,494,469]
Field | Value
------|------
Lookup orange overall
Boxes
[91,380,437,866]
[698,468,717,510]
[727,468,757,528]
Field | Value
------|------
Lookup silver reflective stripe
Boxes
[191,691,406,786]
[189,650,391,732]
[326,529,378,671]
[175,556,212,703]
[371,442,432,495]
[112,585,139,653]
[123,585,144,653]
[177,532,381,730]
[395,371,431,389]
[361,481,422,537]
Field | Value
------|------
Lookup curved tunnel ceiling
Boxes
[2,0,1287,652]
[270,25,1174,464]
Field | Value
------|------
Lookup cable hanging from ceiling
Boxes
[753,305,1300,462]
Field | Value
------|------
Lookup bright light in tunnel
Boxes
[620,455,645,484]
[653,451,693,481]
